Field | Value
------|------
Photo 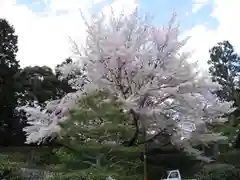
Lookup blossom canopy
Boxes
[21,9,234,159]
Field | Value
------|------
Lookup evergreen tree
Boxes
[208,41,240,148]
[0,18,21,145]
[50,90,143,180]
[208,40,240,102]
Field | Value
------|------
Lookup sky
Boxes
[0,0,240,69]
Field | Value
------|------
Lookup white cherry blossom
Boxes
[21,9,234,159]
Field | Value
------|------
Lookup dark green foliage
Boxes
[14,60,75,146]
[215,150,240,168]
[195,163,240,180]
[208,40,240,101]
[147,146,202,180]
[0,18,22,146]
[208,40,240,149]
[18,65,74,107]
[12,61,75,145]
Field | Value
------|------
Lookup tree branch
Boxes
[128,109,140,146]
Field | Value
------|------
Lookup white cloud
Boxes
[102,0,138,17]
[94,0,105,4]
[0,0,138,68]
[49,0,92,12]
[0,0,92,68]
[192,0,210,13]
[211,0,240,52]
[181,25,219,67]
[183,0,240,70]
[5,0,238,73]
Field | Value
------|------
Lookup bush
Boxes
[0,147,60,167]
[195,163,240,180]
[215,150,240,168]
[0,166,24,180]
[0,154,24,180]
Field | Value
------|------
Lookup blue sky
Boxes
[1,0,240,68]
[16,0,217,31]
[140,0,217,31]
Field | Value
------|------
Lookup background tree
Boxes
[15,61,75,145]
[55,58,73,79]
[18,65,74,107]
[55,57,88,90]
[206,41,240,180]
[208,40,240,102]
[208,41,240,148]
[0,19,22,146]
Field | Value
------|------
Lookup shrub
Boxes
[195,163,240,180]
[0,166,24,180]
[0,155,24,180]
[215,150,240,168]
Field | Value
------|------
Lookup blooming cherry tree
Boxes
[21,9,234,159]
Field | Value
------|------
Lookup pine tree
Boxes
[49,90,143,180]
